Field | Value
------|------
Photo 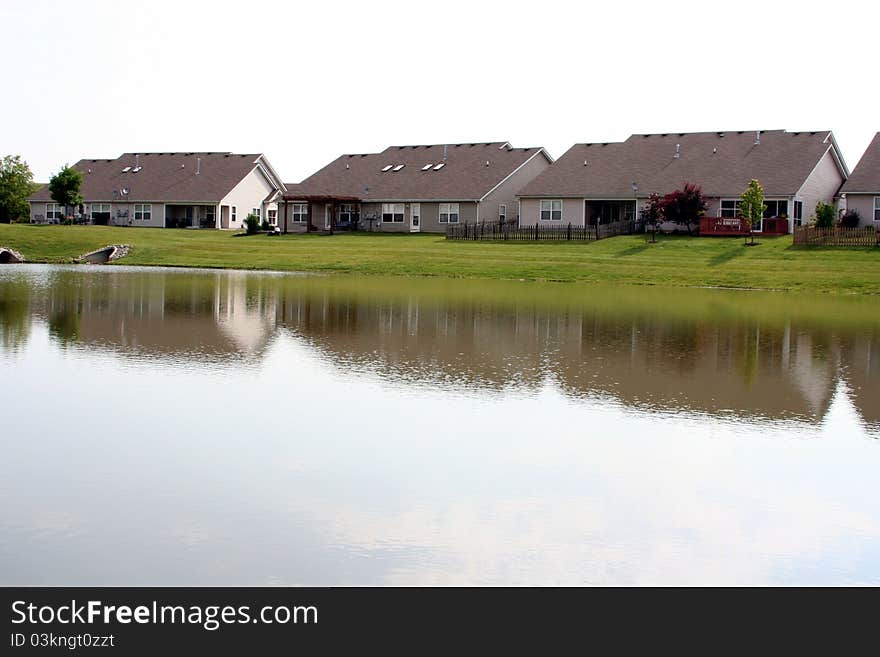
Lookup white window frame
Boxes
[540,199,562,221]
[382,203,404,223]
[46,203,62,221]
[134,203,152,221]
[439,202,460,224]
[291,203,307,223]
[874,197,880,223]
[231,206,237,223]
[252,208,261,220]
[339,204,354,223]
[499,203,506,221]
[793,199,803,226]
[203,205,216,227]
[267,208,277,225]
[719,199,742,218]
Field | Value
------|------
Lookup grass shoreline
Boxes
[1,223,878,295]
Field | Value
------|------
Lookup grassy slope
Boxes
[1,224,878,294]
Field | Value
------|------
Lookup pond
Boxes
[1,265,879,585]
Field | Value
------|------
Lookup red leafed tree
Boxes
[661,182,708,235]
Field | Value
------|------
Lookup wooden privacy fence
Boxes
[446,219,644,242]
[792,225,878,246]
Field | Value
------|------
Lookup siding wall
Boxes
[797,149,846,228]
[219,166,278,231]
[518,198,585,226]
[843,194,878,227]
[361,201,477,233]
[481,152,551,224]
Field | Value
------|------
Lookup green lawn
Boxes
[1,224,878,294]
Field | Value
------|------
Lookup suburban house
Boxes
[517,130,849,235]
[29,152,285,229]
[839,132,880,226]
[279,142,553,233]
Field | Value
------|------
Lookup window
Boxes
[393,164,405,172]
[91,203,111,223]
[46,203,63,221]
[267,209,277,225]
[134,204,152,221]
[720,200,741,217]
[439,202,459,224]
[540,200,562,221]
[433,163,445,171]
[291,203,307,223]
[339,204,354,223]
[874,197,880,223]
[382,203,404,223]
[793,200,803,226]
[381,165,393,172]
[499,204,506,222]
[763,200,788,218]
[252,208,261,220]
[203,206,215,227]
[231,206,237,223]
[421,163,433,171]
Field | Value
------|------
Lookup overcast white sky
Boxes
[2,0,877,183]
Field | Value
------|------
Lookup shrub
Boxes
[244,213,260,234]
[660,182,708,235]
[814,201,835,228]
[840,209,861,228]
[260,220,270,231]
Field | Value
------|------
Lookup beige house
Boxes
[518,130,849,234]
[839,132,880,226]
[279,142,552,233]
[29,152,285,229]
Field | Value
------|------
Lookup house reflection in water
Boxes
[1,266,878,430]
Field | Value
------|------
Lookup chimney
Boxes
[443,145,448,162]
[754,131,761,145]
[196,157,201,175]
[674,143,681,159]
[135,154,140,169]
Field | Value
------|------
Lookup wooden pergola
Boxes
[278,194,361,233]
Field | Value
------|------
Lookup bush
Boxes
[814,201,835,228]
[260,220,270,231]
[840,208,861,228]
[244,214,260,234]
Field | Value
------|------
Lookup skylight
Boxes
[393,164,405,172]
[421,163,433,170]
[381,165,393,172]
[132,166,142,173]
[122,166,131,172]
[433,163,445,171]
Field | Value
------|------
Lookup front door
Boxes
[410,203,420,232]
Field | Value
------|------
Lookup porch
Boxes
[278,196,361,233]
[585,200,637,226]
[165,204,218,229]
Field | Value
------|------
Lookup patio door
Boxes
[410,203,421,232]
[325,204,332,230]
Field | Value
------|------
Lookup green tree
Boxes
[48,164,84,222]
[739,179,766,245]
[814,201,835,228]
[0,155,38,223]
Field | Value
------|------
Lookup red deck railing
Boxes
[699,216,789,236]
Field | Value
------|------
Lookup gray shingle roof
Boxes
[286,142,548,201]
[30,152,277,203]
[840,133,880,194]
[519,130,843,198]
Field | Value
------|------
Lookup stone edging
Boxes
[79,244,131,263]
[0,246,25,263]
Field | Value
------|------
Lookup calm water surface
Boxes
[1,264,879,585]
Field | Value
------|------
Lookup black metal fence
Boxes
[445,219,644,242]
